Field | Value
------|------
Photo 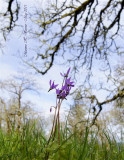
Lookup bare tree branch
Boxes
[27,0,124,76]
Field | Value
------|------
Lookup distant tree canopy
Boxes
[0,76,37,132]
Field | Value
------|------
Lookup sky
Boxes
[0,0,123,123]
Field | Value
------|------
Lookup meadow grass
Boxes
[0,123,123,160]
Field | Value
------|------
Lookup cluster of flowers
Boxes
[48,68,74,100]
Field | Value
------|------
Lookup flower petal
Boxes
[67,67,71,75]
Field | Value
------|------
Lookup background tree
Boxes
[108,63,124,135]
[0,76,38,132]
[0,98,11,133]
[67,103,87,136]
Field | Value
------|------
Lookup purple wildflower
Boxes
[65,77,74,87]
[56,82,73,99]
[48,80,58,92]
[49,67,74,100]
[56,89,61,95]
[60,91,66,99]
[56,89,66,99]
[60,68,71,78]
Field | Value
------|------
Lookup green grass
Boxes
[0,124,123,160]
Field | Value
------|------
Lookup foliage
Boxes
[0,122,123,160]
